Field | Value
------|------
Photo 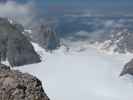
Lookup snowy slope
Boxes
[15,43,133,100]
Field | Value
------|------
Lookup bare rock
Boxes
[32,24,60,50]
[0,17,41,66]
[0,64,50,100]
[120,59,133,76]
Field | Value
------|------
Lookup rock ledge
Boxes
[0,64,49,100]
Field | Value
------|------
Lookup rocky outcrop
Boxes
[0,64,50,100]
[0,18,41,66]
[99,30,133,53]
[120,59,133,76]
[31,24,60,50]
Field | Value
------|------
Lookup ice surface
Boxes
[16,43,133,100]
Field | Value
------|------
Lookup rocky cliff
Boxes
[0,18,41,66]
[0,64,50,100]
[31,24,60,51]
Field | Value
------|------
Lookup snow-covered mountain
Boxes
[34,15,133,54]
[0,4,133,99]
[1,1,133,100]
[94,30,133,54]
[15,19,133,99]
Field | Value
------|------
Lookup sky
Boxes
[0,0,132,26]
[13,0,133,8]
[24,0,133,8]
[0,0,132,13]
[18,0,133,15]
[0,0,132,9]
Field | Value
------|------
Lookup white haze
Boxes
[0,1,34,26]
[15,42,133,100]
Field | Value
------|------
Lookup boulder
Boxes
[0,64,50,100]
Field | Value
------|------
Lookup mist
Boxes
[0,1,35,26]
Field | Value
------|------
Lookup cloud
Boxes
[0,1,35,26]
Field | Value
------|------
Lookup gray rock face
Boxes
[0,18,41,66]
[31,25,60,50]
[120,59,133,76]
[100,30,133,53]
[0,64,50,100]
[111,31,133,53]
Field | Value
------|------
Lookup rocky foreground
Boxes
[0,64,49,100]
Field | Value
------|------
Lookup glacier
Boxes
[15,43,133,100]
